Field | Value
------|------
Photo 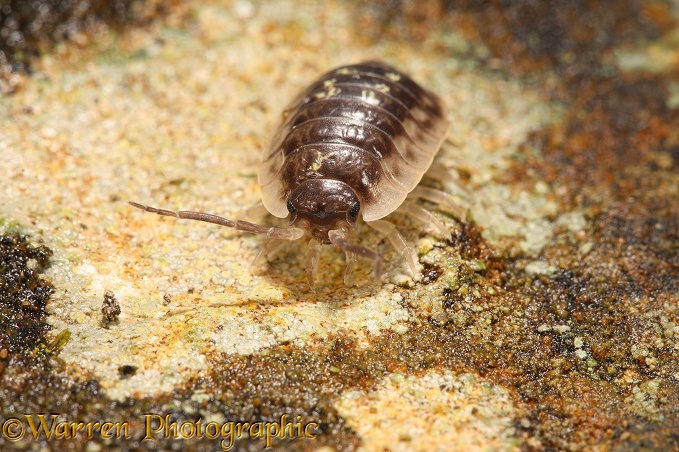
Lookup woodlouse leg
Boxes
[250,238,286,275]
[306,239,322,289]
[128,201,304,240]
[343,229,358,286]
[328,229,382,283]
[366,220,418,276]
[424,162,459,184]
[408,186,469,220]
[412,184,472,205]
[344,252,357,286]
[398,201,452,241]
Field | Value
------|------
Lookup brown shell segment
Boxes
[259,61,450,221]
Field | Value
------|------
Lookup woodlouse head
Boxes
[286,179,361,244]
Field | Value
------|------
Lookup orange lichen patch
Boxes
[517,81,677,220]
[641,2,675,31]
[336,371,516,451]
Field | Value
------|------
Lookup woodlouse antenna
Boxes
[328,229,382,283]
[128,202,305,241]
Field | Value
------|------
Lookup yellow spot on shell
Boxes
[337,68,357,75]
[310,149,332,171]
[327,86,341,97]
[386,72,401,81]
[313,86,341,99]
[361,89,377,101]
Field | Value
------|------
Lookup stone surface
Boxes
[1,0,677,450]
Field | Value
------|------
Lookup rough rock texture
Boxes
[0,0,677,450]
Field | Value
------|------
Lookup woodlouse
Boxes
[130,61,465,288]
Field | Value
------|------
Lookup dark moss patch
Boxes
[489,127,678,449]
[0,235,196,450]
[192,269,678,449]
[0,0,187,93]
[101,290,121,327]
[478,9,679,447]
[588,204,678,296]
[192,341,370,451]
[0,232,356,450]
[0,234,53,360]
[495,258,679,449]
[448,222,507,286]
[421,262,442,284]
[118,364,138,379]
[195,324,498,449]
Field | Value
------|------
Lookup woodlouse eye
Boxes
[286,200,296,214]
[349,201,360,218]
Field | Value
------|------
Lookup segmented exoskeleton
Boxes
[130,61,463,288]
